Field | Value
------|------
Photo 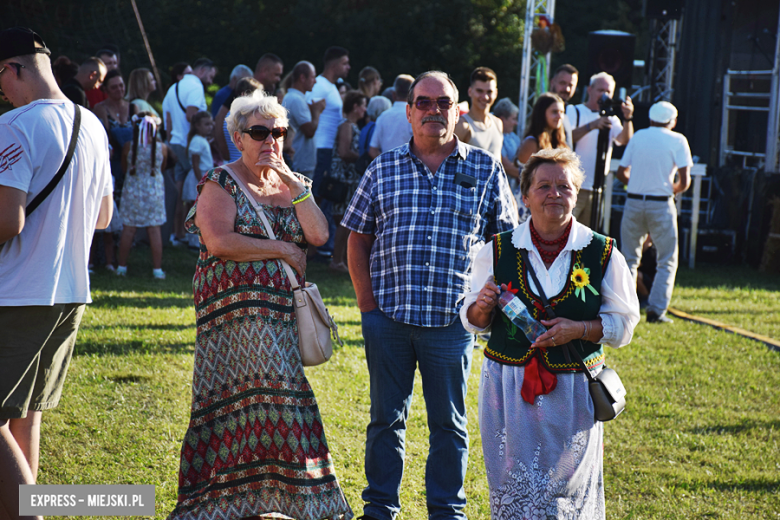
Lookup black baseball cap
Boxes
[0,27,51,62]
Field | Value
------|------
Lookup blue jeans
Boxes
[361,309,474,520]
[313,148,335,253]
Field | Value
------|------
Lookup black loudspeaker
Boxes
[644,0,683,19]
[585,31,636,94]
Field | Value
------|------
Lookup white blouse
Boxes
[460,218,640,348]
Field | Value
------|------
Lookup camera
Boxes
[597,87,627,117]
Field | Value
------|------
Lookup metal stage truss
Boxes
[517,0,556,137]
[650,18,679,102]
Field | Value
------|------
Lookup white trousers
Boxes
[620,197,678,316]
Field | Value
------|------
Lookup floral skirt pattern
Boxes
[120,145,166,227]
[479,358,605,520]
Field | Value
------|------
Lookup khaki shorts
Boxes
[0,304,86,419]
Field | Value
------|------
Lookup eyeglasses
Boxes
[0,63,25,97]
[242,125,288,142]
[412,97,454,112]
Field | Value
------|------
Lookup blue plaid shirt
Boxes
[341,139,518,327]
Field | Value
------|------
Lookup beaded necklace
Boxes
[530,219,572,265]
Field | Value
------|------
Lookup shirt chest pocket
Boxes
[452,185,480,226]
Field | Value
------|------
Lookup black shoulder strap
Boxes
[26,104,82,217]
[575,105,581,129]
[520,248,594,376]
[175,82,186,112]
[519,249,556,320]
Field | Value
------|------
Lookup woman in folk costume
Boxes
[461,148,639,519]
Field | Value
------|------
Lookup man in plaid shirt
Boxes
[342,71,518,520]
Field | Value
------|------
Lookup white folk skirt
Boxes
[479,358,606,520]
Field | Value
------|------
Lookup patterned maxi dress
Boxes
[169,167,353,520]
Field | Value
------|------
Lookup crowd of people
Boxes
[1,24,695,520]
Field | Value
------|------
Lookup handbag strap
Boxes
[26,104,82,217]
[221,164,301,291]
[519,248,596,382]
[175,81,186,113]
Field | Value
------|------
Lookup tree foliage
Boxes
[2,0,645,104]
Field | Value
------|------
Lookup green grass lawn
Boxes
[38,247,780,519]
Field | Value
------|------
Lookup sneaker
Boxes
[116,266,127,276]
[105,264,116,272]
[152,269,166,280]
[170,234,185,247]
[647,311,673,324]
[186,234,201,251]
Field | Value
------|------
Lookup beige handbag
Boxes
[223,165,342,366]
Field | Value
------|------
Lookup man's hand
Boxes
[309,99,326,117]
[621,95,634,121]
[348,231,378,313]
[592,116,613,131]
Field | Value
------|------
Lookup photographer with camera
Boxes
[566,72,633,226]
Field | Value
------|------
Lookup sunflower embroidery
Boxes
[571,263,599,302]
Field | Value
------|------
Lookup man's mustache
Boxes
[422,115,446,125]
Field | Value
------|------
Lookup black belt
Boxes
[627,193,671,201]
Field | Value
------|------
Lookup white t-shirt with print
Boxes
[306,76,342,150]
[566,104,623,191]
[0,100,112,305]
[620,126,693,197]
[163,74,207,147]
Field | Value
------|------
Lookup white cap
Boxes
[649,101,678,124]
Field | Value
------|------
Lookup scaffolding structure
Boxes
[765,8,780,172]
[517,0,556,137]
[649,18,679,101]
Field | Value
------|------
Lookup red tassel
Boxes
[520,353,558,404]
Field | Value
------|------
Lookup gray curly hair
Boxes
[226,89,289,146]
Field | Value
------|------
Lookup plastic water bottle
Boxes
[498,291,548,342]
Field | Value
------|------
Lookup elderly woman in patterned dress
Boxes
[461,148,639,519]
[168,90,353,520]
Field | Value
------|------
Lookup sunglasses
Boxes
[412,97,454,112]
[242,125,288,142]
[0,63,25,97]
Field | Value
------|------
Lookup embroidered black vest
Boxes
[485,229,615,373]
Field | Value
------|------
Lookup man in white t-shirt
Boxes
[282,61,325,178]
[566,71,634,225]
[306,46,350,255]
[162,58,216,244]
[0,27,113,508]
[368,74,414,159]
[617,101,692,324]
[253,53,284,94]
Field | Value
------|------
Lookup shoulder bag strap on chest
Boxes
[221,164,301,291]
[175,82,186,113]
[26,104,82,217]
